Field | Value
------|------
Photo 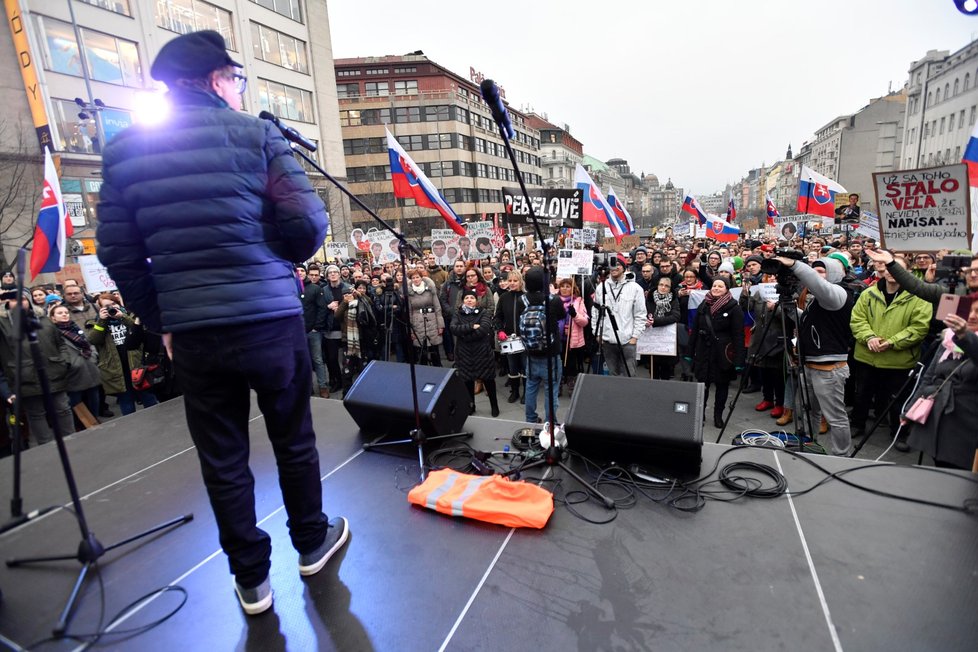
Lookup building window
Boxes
[971,106,977,126]
[53,98,99,153]
[955,145,961,160]
[257,78,314,122]
[250,22,308,73]
[365,68,389,75]
[38,17,143,88]
[37,16,83,77]
[954,79,960,95]
[251,0,302,23]
[156,1,236,51]
[401,135,423,151]
[364,81,388,97]
[945,83,950,99]
[336,83,359,98]
[424,105,449,122]
[393,66,416,74]
[966,73,972,91]
[361,108,390,125]
[392,80,418,95]
[950,113,955,131]
[340,110,360,127]
[78,0,131,16]
[394,106,420,123]
[337,69,360,77]
[960,110,966,129]
[940,117,945,135]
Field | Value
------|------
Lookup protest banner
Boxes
[556,249,594,277]
[873,163,971,251]
[430,228,460,264]
[750,283,779,303]
[501,188,583,228]
[513,235,535,254]
[55,262,82,287]
[79,254,116,292]
[602,234,639,252]
[636,323,677,357]
[855,210,881,242]
[464,221,495,259]
[323,242,349,261]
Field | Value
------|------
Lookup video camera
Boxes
[935,254,972,280]
[759,247,805,297]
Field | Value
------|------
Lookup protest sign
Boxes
[855,210,881,242]
[501,188,583,228]
[55,263,82,287]
[323,243,349,261]
[464,221,495,259]
[873,163,971,251]
[556,249,594,277]
[79,255,116,292]
[602,234,639,252]
[750,283,779,303]
[430,228,460,264]
[636,323,677,357]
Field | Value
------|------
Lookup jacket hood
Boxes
[815,257,845,284]
[524,267,546,293]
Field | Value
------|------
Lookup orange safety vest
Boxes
[408,469,554,529]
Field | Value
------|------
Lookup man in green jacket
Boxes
[849,257,931,449]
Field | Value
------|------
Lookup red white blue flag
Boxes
[796,165,846,219]
[726,198,737,222]
[681,195,708,225]
[606,186,635,235]
[706,216,740,243]
[387,128,465,236]
[574,164,624,241]
[29,148,73,280]
[765,193,780,226]
[963,119,978,187]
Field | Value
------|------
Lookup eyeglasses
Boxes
[965,268,978,276]
[914,256,933,261]
[230,73,247,94]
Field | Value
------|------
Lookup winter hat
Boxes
[712,275,733,290]
[732,256,744,271]
[745,255,763,266]
[717,261,736,275]
[461,288,478,300]
[325,265,340,274]
[828,252,850,270]
[45,294,61,305]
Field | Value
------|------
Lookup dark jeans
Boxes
[115,388,160,415]
[850,360,913,436]
[172,315,329,589]
[324,335,342,388]
[68,386,101,420]
[703,382,729,419]
[761,366,786,406]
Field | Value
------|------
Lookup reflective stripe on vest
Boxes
[450,476,490,516]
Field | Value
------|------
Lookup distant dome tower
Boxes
[786,143,793,159]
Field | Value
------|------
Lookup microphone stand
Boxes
[276,133,470,481]
[4,249,192,638]
[485,96,613,509]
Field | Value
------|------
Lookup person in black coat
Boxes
[451,289,499,417]
[494,271,525,404]
[687,277,746,427]
[645,275,681,380]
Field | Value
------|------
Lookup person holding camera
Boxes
[772,255,855,455]
[592,259,646,377]
[687,277,745,427]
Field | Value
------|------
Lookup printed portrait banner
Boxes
[430,228,460,265]
[636,322,677,356]
[873,163,971,251]
[78,254,116,292]
[464,221,496,260]
[556,249,594,278]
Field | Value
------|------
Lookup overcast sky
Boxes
[328,1,977,195]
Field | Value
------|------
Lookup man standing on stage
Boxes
[95,31,347,615]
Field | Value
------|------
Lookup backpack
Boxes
[519,294,548,352]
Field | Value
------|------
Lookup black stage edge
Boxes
[0,398,976,651]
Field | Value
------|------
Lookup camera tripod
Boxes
[592,275,632,378]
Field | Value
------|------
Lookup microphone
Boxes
[258,111,317,152]
[479,79,514,140]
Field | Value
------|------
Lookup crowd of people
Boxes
[293,230,978,470]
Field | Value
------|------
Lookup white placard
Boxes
[556,249,594,277]
[873,163,971,251]
[78,254,116,293]
[323,242,349,260]
[854,210,880,241]
[464,221,494,260]
[750,283,779,303]
[636,322,677,356]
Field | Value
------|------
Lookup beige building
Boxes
[0,0,346,266]
[333,54,542,239]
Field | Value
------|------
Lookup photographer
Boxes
[772,255,855,455]
[591,258,647,377]
[375,274,406,363]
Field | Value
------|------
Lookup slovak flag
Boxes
[574,164,624,241]
[387,128,465,236]
[707,216,740,243]
[962,119,978,186]
[606,186,635,235]
[765,193,780,226]
[29,148,73,280]
[796,165,846,218]
[681,195,708,225]
[726,198,737,222]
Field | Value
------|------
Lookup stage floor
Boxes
[0,397,976,651]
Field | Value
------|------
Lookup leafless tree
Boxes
[0,120,43,272]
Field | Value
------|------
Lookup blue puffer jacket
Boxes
[96,89,328,333]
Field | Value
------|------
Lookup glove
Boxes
[567,305,577,318]
[497,331,508,342]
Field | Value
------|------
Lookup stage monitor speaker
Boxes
[343,361,468,438]
[564,375,704,478]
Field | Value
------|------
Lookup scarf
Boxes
[651,290,673,319]
[56,320,92,358]
[461,304,477,315]
[704,290,733,316]
[467,282,487,298]
[411,282,427,295]
[559,294,573,335]
[939,327,965,362]
[344,301,361,357]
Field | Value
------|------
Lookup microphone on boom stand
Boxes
[258,110,318,152]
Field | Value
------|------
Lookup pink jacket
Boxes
[564,296,589,349]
